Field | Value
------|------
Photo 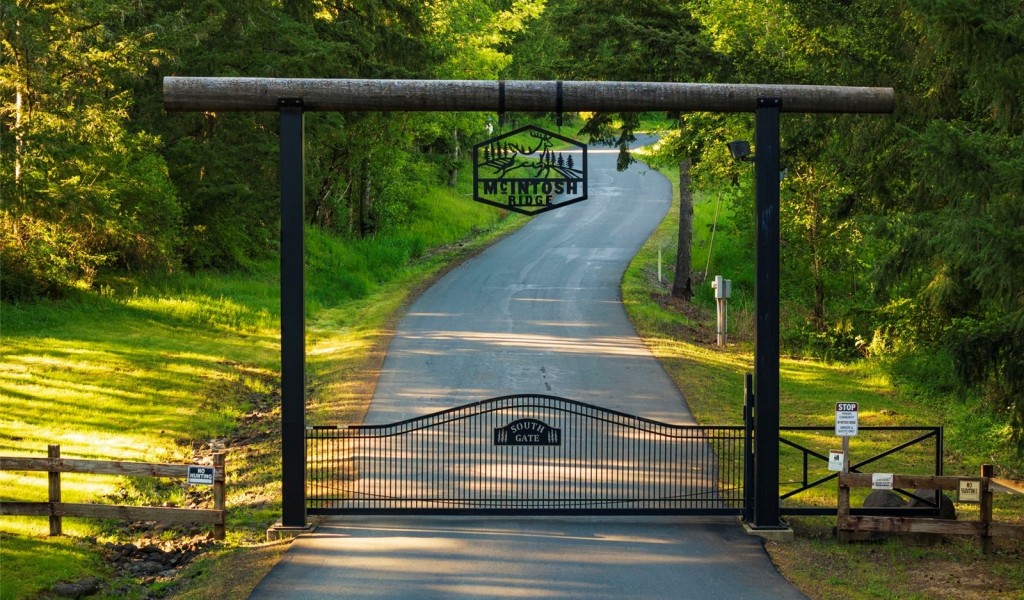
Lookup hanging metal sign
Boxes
[494,418,561,446]
[473,125,587,215]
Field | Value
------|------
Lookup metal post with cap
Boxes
[751,97,783,530]
[278,99,308,530]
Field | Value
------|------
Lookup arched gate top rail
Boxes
[312,394,691,431]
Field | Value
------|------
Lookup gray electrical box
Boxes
[712,275,732,299]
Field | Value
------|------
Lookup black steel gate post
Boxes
[751,98,783,529]
[743,373,755,523]
[279,100,307,528]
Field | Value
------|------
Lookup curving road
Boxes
[369,136,691,425]
[250,139,805,600]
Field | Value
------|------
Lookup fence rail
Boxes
[1,445,225,539]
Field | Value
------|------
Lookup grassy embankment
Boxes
[0,177,524,599]
[622,157,1023,599]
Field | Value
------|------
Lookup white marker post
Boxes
[711,275,732,346]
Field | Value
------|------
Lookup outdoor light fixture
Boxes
[727,140,755,162]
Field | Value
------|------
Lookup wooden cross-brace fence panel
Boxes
[837,467,1024,553]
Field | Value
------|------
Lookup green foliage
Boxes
[1,0,538,292]
[783,318,866,363]
[507,0,716,81]
[508,0,717,172]
[947,315,1024,438]
[0,172,516,597]
[1,0,181,296]
[642,0,1024,441]
[0,212,106,300]
[2,0,1022,440]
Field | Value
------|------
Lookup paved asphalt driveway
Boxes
[250,138,805,599]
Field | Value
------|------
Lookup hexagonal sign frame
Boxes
[473,125,587,215]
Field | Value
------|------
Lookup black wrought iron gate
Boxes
[307,394,748,515]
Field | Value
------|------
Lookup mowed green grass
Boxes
[0,177,521,599]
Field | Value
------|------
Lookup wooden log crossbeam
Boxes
[163,77,895,115]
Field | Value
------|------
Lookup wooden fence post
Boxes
[48,444,61,536]
[837,472,851,543]
[213,452,226,540]
[981,464,994,553]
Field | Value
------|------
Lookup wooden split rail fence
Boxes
[1,445,225,540]
[838,465,1024,552]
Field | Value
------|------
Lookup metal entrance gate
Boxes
[307,394,748,515]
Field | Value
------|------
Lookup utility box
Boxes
[712,275,732,346]
[712,276,732,299]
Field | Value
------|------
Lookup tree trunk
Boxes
[447,128,459,187]
[672,159,694,300]
[358,157,372,237]
[12,16,25,202]
[807,166,827,332]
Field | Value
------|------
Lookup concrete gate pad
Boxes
[249,516,806,599]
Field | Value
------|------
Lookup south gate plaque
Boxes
[494,418,561,446]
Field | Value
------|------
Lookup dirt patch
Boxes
[163,541,292,600]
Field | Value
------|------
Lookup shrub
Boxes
[0,212,105,301]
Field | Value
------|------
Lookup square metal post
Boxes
[279,101,307,528]
[752,97,782,529]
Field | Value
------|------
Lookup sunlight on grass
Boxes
[1,326,271,461]
[0,531,105,600]
[617,157,1024,600]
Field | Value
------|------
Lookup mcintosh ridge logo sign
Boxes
[473,125,587,215]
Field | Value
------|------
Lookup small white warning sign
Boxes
[828,450,844,472]
[959,479,981,503]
